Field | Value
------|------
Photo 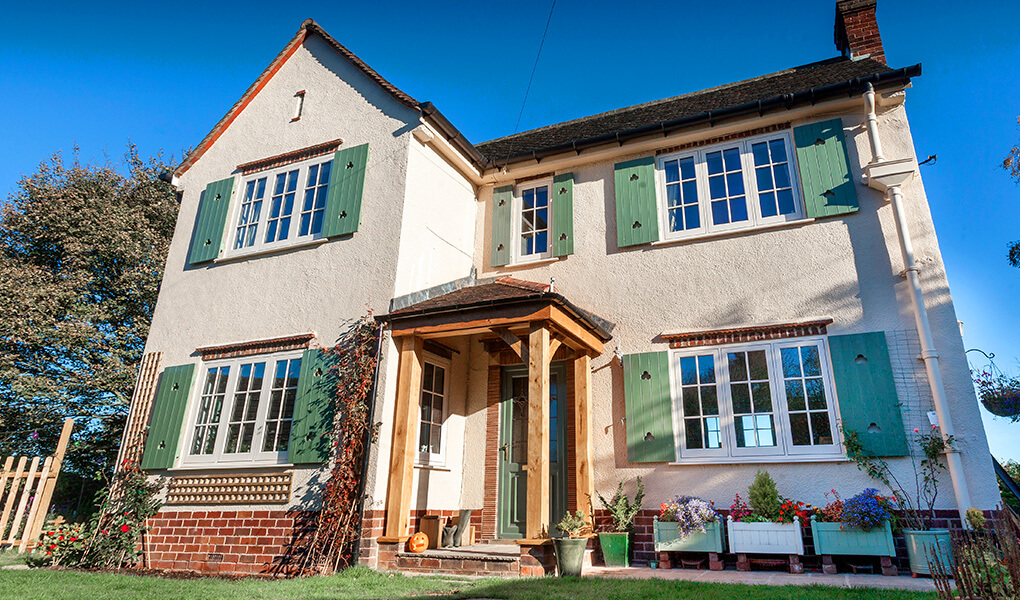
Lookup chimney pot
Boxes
[835,0,886,65]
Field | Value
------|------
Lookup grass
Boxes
[0,565,938,600]
[0,548,26,567]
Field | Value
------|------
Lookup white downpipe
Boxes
[862,84,972,521]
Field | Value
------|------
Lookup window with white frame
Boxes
[183,351,303,466]
[230,157,332,255]
[513,180,553,263]
[417,359,448,466]
[657,132,801,240]
[669,337,841,462]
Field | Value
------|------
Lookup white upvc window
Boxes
[512,179,553,263]
[656,132,802,241]
[229,157,332,256]
[416,357,449,467]
[182,351,303,466]
[669,336,842,463]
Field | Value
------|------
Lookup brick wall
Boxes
[835,0,886,65]
[145,509,315,575]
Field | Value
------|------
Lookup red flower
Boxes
[46,551,51,555]
[49,544,56,550]
[120,524,130,533]
[58,536,64,540]
[101,530,108,535]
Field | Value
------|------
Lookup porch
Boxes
[374,277,613,575]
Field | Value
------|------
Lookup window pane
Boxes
[263,421,278,452]
[419,423,430,453]
[748,350,768,380]
[686,418,703,449]
[706,151,723,174]
[712,200,729,224]
[709,175,726,199]
[731,383,751,413]
[535,230,548,252]
[756,166,774,192]
[723,147,741,170]
[522,188,534,209]
[756,415,776,446]
[726,172,744,196]
[702,386,719,415]
[769,138,787,163]
[777,189,795,215]
[679,356,697,385]
[781,347,801,378]
[698,355,715,383]
[805,377,827,410]
[705,417,721,449]
[664,160,680,183]
[785,380,806,411]
[730,197,748,222]
[802,346,821,376]
[430,425,442,454]
[790,413,810,446]
[728,352,748,381]
[751,382,772,412]
[684,205,700,230]
[811,412,833,445]
[682,387,700,416]
[423,363,435,392]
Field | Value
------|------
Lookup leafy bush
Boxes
[776,498,810,524]
[30,523,86,567]
[556,511,587,538]
[658,496,717,538]
[965,507,988,532]
[840,488,892,531]
[817,489,844,523]
[596,477,645,532]
[747,470,780,521]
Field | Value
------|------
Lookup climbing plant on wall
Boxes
[300,316,381,574]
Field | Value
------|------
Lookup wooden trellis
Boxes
[0,418,73,552]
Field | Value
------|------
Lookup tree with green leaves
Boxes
[1005,116,1020,268]
[0,145,178,487]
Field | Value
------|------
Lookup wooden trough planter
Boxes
[727,516,805,573]
[653,517,724,570]
[810,516,898,575]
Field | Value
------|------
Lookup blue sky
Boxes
[1,1,1018,461]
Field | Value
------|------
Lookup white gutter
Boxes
[860,83,972,521]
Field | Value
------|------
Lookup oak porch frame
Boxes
[378,301,605,544]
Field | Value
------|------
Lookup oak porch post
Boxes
[572,353,594,523]
[382,335,424,540]
[525,322,551,539]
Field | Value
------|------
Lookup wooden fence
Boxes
[0,418,73,552]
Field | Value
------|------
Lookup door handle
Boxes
[500,443,509,461]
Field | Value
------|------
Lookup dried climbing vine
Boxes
[300,316,381,574]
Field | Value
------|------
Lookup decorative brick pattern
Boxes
[166,473,292,505]
[196,333,315,361]
[656,123,791,157]
[144,509,315,575]
[663,319,833,349]
[237,139,342,175]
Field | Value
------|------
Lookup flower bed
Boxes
[811,518,895,557]
[727,517,804,555]
[653,517,724,553]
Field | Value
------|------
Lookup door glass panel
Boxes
[510,376,528,464]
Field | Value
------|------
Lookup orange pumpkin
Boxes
[408,531,429,553]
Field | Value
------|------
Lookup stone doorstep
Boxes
[397,550,519,563]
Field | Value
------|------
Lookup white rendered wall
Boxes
[467,101,1000,511]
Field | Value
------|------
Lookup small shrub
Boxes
[29,523,87,567]
[748,470,781,521]
[965,507,988,532]
[596,477,645,532]
[556,511,587,538]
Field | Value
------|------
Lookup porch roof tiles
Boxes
[381,277,614,342]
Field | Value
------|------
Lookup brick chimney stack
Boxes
[835,0,886,65]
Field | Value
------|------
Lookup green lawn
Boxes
[0,549,26,567]
[0,566,937,600]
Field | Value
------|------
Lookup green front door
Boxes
[497,363,568,539]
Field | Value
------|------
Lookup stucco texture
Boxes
[467,100,999,511]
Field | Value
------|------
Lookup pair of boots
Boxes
[441,509,473,548]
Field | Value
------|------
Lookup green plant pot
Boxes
[811,518,896,557]
[903,529,953,575]
[653,518,725,553]
[553,537,588,577]
[598,532,630,567]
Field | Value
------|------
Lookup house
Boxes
[122,0,1002,577]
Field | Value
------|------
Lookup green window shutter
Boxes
[552,173,574,257]
[793,118,859,218]
[622,352,675,463]
[288,348,336,463]
[140,364,197,470]
[614,156,659,247]
[490,185,513,267]
[322,143,370,237]
[828,332,908,457]
[187,177,235,265]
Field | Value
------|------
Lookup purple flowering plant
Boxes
[659,495,719,538]
[840,488,894,531]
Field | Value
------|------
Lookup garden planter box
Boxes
[904,529,953,575]
[653,517,724,553]
[810,518,896,557]
[727,517,804,555]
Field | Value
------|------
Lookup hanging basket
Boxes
[974,365,1020,419]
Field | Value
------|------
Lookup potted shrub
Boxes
[595,477,644,567]
[811,488,897,575]
[654,495,724,553]
[843,427,956,576]
[726,470,807,573]
[553,511,588,577]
